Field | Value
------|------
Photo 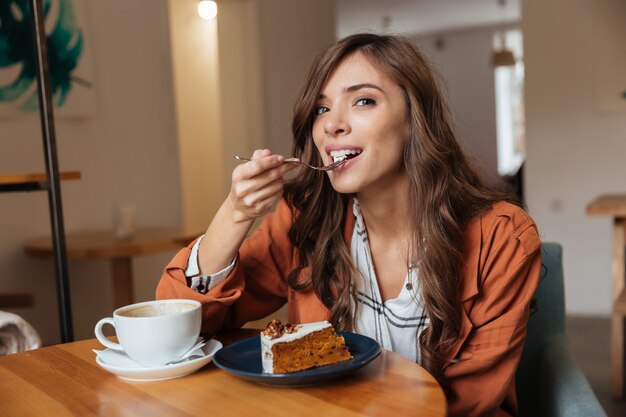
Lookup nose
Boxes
[323,111,350,137]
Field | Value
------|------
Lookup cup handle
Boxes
[94,317,123,351]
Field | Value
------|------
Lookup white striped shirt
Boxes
[350,198,429,364]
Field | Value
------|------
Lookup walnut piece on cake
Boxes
[260,319,299,339]
[260,319,352,374]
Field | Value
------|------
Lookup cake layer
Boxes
[261,320,352,374]
[271,327,351,373]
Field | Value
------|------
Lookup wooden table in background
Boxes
[587,194,626,398]
[0,171,81,186]
[24,227,200,309]
[0,330,447,417]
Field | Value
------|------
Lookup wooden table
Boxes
[24,227,200,309]
[0,330,446,417]
[0,171,81,185]
[587,194,626,398]
[0,171,81,192]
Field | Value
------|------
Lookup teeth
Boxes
[329,149,361,163]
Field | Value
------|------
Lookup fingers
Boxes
[233,149,297,182]
[231,160,288,200]
[252,148,272,159]
[235,150,284,180]
[229,149,296,222]
[238,178,285,215]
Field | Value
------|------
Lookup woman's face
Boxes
[312,52,410,197]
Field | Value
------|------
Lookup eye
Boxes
[355,98,376,106]
[314,106,329,116]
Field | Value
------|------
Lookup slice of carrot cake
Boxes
[260,319,352,374]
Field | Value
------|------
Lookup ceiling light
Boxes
[492,0,516,67]
[197,1,217,20]
[492,30,516,67]
[492,48,516,67]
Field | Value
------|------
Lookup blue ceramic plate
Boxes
[213,332,381,386]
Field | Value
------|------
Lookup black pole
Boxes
[29,0,74,343]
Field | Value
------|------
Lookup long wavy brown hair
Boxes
[283,33,518,391]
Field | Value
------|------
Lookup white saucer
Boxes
[94,339,222,382]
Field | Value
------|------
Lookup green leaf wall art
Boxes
[0,0,89,113]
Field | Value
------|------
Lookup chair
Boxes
[516,242,607,417]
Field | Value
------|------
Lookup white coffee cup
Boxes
[94,299,202,367]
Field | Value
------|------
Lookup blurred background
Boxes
[0,0,625,413]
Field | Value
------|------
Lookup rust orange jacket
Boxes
[157,199,542,417]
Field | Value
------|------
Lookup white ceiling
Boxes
[336,0,520,38]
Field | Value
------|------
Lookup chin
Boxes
[328,178,361,195]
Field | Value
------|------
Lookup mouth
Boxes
[329,149,362,164]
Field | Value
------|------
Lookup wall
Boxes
[168,0,225,232]
[336,0,521,39]
[0,0,181,344]
[256,0,336,157]
[415,27,504,179]
[216,0,266,196]
[523,0,626,314]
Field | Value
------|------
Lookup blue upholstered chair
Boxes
[516,242,607,417]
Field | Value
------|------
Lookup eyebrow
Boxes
[318,83,384,99]
[345,83,384,93]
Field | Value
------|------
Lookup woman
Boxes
[157,33,541,416]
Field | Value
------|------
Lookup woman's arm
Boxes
[156,199,298,335]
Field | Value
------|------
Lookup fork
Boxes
[233,155,346,171]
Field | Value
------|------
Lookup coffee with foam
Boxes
[118,302,196,318]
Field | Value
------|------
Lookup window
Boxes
[494,29,525,176]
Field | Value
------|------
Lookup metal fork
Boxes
[233,155,346,171]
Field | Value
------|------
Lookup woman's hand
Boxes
[228,149,297,223]
[197,149,296,275]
